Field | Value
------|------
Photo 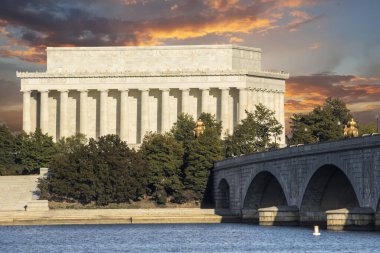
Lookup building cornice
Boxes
[46,44,262,52]
[17,70,289,80]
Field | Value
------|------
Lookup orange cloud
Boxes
[277,0,316,8]
[284,74,380,133]
[0,47,46,64]
[206,0,240,11]
[137,17,272,43]
[229,36,244,43]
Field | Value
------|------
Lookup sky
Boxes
[0,0,379,133]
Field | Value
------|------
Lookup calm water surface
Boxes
[0,224,379,253]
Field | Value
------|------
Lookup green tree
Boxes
[47,140,96,203]
[359,122,377,136]
[55,134,88,154]
[43,135,146,205]
[224,104,283,157]
[184,113,223,203]
[90,135,146,205]
[171,113,196,152]
[289,114,319,145]
[140,132,184,204]
[289,98,351,144]
[0,124,19,175]
[15,129,56,174]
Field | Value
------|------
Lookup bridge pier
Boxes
[214,136,380,232]
[326,208,375,231]
[300,211,326,227]
[258,206,299,226]
[375,212,380,231]
[241,209,258,223]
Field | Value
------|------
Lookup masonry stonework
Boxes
[17,45,288,146]
[213,135,380,229]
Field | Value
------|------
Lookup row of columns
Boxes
[23,87,284,141]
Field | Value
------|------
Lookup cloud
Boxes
[0,0,322,63]
[205,0,240,11]
[286,11,323,32]
[0,76,22,130]
[284,73,380,132]
[229,36,244,43]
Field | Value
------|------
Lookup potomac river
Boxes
[1,224,380,253]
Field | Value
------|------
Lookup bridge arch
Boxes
[300,164,360,214]
[215,178,230,209]
[243,171,288,209]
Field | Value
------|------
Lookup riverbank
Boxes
[0,208,240,226]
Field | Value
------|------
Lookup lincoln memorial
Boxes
[17,45,288,146]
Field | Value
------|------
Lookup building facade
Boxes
[17,45,288,146]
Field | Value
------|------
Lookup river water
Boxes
[0,223,379,253]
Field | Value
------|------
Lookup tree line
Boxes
[0,98,376,206]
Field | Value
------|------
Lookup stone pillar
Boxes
[256,88,263,105]
[140,89,149,142]
[59,90,68,139]
[262,89,269,109]
[79,90,88,135]
[326,208,375,231]
[180,88,190,114]
[22,90,31,133]
[99,89,108,137]
[259,206,300,226]
[247,88,253,113]
[279,92,285,146]
[220,88,229,136]
[120,89,129,141]
[201,88,209,113]
[238,88,248,122]
[161,88,170,133]
[267,90,273,111]
[40,90,49,134]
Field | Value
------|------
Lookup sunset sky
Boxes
[0,0,379,132]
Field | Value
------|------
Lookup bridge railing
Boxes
[214,134,380,171]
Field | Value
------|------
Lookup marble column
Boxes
[161,88,170,133]
[22,90,31,133]
[247,88,253,113]
[238,88,248,122]
[140,89,149,142]
[201,88,209,113]
[262,89,269,109]
[120,89,129,141]
[274,91,280,123]
[252,88,260,109]
[99,89,108,137]
[40,90,49,134]
[59,90,68,138]
[279,92,285,144]
[180,88,189,114]
[79,90,88,135]
[220,88,229,136]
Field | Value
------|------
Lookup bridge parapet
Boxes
[213,135,380,230]
[214,134,380,171]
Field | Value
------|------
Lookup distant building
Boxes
[17,45,288,147]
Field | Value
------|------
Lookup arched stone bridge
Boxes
[213,135,380,229]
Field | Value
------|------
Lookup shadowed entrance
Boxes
[217,179,230,209]
[300,164,359,226]
[243,171,287,210]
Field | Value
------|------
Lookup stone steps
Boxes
[0,209,240,226]
[0,175,43,211]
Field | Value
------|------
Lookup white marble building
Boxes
[17,45,288,146]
